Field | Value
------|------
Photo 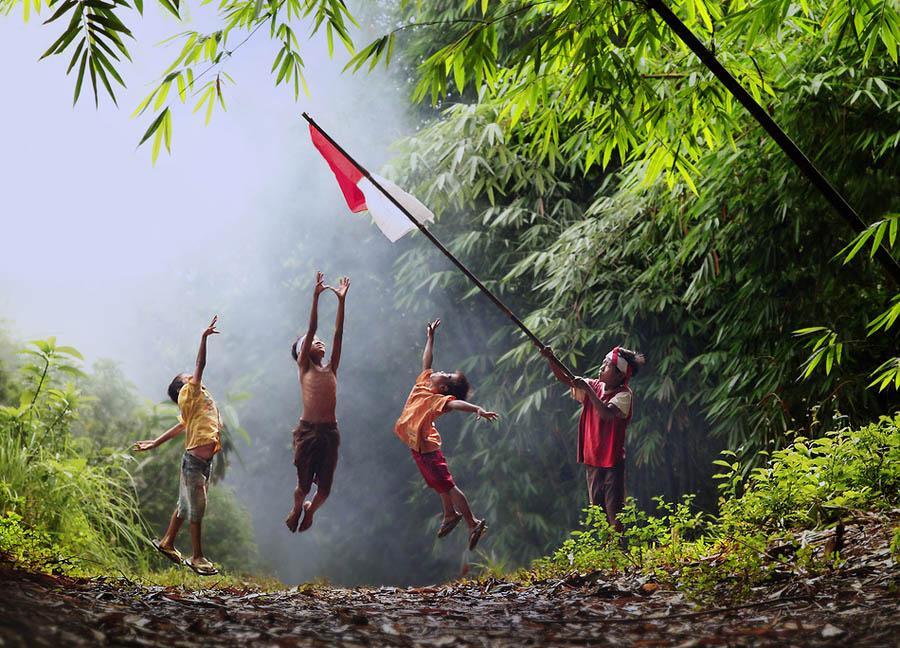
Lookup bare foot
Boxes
[285,507,303,533]
[297,501,314,532]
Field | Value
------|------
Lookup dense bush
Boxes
[0,336,262,577]
[533,414,900,596]
[0,339,148,574]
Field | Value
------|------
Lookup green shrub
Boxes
[530,414,900,597]
[0,511,73,573]
[0,340,150,574]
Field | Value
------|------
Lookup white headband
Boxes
[605,348,629,374]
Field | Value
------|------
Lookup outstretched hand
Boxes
[132,440,156,452]
[202,315,220,339]
[314,271,327,296]
[476,408,500,422]
[330,276,351,300]
[426,319,441,337]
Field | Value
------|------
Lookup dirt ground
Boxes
[1,515,897,647]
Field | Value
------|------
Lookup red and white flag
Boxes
[308,122,434,242]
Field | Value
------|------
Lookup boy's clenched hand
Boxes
[132,440,156,452]
[426,319,441,337]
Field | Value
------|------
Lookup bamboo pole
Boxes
[302,112,576,381]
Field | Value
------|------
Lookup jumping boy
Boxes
[285,271,349,533]
[543,345,645,532]
[134,315,222,576]
[395,318,498,551]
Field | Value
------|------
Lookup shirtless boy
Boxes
[285,271,349,533]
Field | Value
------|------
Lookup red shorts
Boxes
[411,449,456,493]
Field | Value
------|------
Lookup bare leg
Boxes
[297,487,329,532]
[189,521,204,560]
[448,486,479,529]
[438,491,459,522]
[159,510,184,549]
[285,484,308,532]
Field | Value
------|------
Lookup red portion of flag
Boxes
[309,123,367,213]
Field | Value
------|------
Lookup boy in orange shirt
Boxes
[395,318,498,551]
[134,316,222,575]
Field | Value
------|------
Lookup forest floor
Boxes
[1,514,897,647]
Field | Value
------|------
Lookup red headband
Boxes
[608,346,632,384]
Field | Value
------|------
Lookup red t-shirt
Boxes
[577,379,633,468]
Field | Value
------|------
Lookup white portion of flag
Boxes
[357,175,435,242]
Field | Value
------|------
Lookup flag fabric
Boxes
[308,122,434,242]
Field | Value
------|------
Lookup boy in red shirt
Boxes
[395,319,499,550]
[543,345,646,532]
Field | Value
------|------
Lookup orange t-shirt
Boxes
[394,370,455,453]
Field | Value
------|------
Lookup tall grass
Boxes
[0,339,149,574]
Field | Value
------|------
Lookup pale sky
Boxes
[0,2,410,393]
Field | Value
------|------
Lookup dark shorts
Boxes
[292,420,340,496]
[586,462,625,530]
[411,449,456,494]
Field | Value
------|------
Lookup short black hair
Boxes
[168,374,187,403]
[618,347,648,376]
[291,335,304,362]
[446,372,470,401]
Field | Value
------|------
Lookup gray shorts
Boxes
[176,452,212,523]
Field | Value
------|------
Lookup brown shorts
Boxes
[292,420,340,496]
[586,462,625,530]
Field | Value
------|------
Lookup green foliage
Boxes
[798,214,900,392]
[0,511,74,574]
[131,0,357,162]
[361,0,900,195]
[0,335,262,578]
[374,0,900,568]
[716,414,900,531]
[0,339,150,575]
[532,414,900,597]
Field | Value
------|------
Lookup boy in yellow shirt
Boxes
[395,318,498,551]
[134,316,222,575]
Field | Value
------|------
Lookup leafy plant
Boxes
[530,413,899,598]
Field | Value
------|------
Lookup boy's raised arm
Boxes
[191,315,220,385]
[541,346,575,388]
[446,399,500,421]
[422,319,440,371]
[298,271,326,371]
[328,276,350,373]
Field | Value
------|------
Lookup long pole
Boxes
[302,112,576,381]
[646,0,900,287]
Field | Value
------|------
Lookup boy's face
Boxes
[598,359,623,387]
[308,337,326,362]
[429,371,458,394]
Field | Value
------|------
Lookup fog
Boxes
[1,3,481,585]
